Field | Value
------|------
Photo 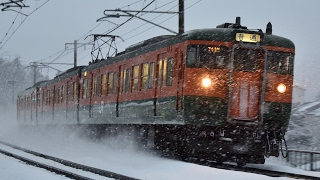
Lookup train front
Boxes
[181,18,295,165]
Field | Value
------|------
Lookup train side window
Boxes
[132,65,139,92]
[86,79,91,98]
[68,82,73,101]
[187,46,197,67]
[73,82,77,100]
[101,74,107,95]
[141,63,149,90]
[92,78,97,97]
[125,68,131,92]
[120,70,124,93]
[83,80,87,99]
[62,85,66,103]
[55,87,59,104]
[108,72,114,95]
[166,57,174,86]
[113,72,118,94]
[96,76,101,96]
[162,59,167,86]
[158,60,163,87]
[149,62,155,88]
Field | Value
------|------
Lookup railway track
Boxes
[1,140,319,179]
[191,159,320,180]
[0,140,138,180]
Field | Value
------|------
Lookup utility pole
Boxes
[65,40,92,67]
[178,0,184,34]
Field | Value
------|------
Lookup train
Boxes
[17,17,295,166]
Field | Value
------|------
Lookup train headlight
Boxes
[202,78,212,88]
[277,83,286,93]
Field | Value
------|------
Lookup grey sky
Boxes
[0,0,319,101]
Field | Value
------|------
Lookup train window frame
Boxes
[101,74,107,95]
[186,45,229,68]
[132,65,140,92]
[108,72,114,95]
[166,57,174,86]
[96,75,101,97]
[113,72,118,94]
[267,51,294,75]
[73,81,77,100]
[125,68,131,92]
[141,63,149,90]
[233,48,262,72]
[149,62,155,89]
[83,79,87,99]
[158,60,163,87]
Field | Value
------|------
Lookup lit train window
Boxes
[108,73,114,94]
[132,66,140,92]
[162,59,167,86]
[158,60,163,87]
[267,51,294,75]
[187,45,229,68]
[149,63,155,88]
[141,63,149,90]
[166,58,174,86]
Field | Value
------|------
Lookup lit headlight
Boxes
[202,78,212,88]
[277,83,286,93]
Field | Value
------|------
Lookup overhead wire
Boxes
[0,0,50,50]
[36,0,147,65]
[39,0,203,72]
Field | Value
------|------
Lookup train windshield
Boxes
[187,45,229,68]
[233,48,262,72]
[267,51,294,75]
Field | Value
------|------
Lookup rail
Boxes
[276,149,320,171]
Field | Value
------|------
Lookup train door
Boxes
[175,48,184,115]
[89,73,93,118]
[116,65,123,117]
[154,53,166,116]
[228,45,266,121]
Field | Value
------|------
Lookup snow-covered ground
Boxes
[1,112,320,179]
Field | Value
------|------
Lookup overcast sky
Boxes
[0,0,319,101]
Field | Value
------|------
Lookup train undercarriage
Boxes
[58,123,285,167]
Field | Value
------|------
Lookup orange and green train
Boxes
[17,17,294,166]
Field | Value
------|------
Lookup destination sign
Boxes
[235,33,261,43]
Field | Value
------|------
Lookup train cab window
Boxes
[62,85,66,103]
[187,45,229,68]
[125,68,131,92]
[149,62,155,88]
[101,74,107,95]
[132,65,139,92]
[141,63,149,90]
[166,58,174,86]
[267,51,294,75]
[187,46,197,66]
[108,72,114,94]
[120,70,124,93]
[233,48,261,72]
[83,79,88,99]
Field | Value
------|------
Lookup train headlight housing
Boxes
[202,78,212,88]
[277,83,286,93]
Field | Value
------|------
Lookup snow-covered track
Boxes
[196,160,320,180]
[0,141,138,180]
